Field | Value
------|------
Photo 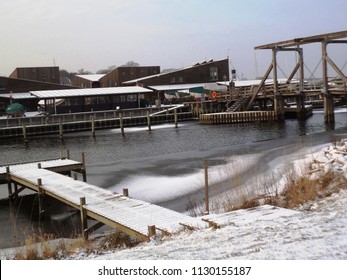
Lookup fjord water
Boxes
[1,109,347,249]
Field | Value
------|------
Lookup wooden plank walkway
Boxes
[3,160,207,241]
[0,158,85,184]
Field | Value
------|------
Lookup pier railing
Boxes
[0,106,187,128]
[0,106,192,139]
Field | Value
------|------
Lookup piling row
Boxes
[0,111,192,140]
[199,111,277,124]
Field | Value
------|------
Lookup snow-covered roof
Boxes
[0,92,37,99]
[75,74,106,82]
[148,83,204,91]
[217,78,295,87]
[30,86,152,99]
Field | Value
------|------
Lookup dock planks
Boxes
[3,159,206,241]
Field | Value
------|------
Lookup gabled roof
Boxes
[123,58,228,85]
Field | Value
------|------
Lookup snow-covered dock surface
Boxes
[8,167,207,238]
[0,158,82,175]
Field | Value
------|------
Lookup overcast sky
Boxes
[1,0,346,79]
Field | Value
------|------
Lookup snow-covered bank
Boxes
[70,141,347,260]
[1,140,347,260]
[71,188,347,260]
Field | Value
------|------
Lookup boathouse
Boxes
[30,86,154,114]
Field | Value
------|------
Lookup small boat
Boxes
[5,102,26,118]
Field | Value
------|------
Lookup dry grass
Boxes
[12,230,142,260]
[97,232,139,251]
[205,156,347,214]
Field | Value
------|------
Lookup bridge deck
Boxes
[4,161,206,241]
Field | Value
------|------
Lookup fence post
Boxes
[81,152,87,182]
[204,160,209,214]
[148,225,156,238]
[147,111,151,131]
[123,188,129,197]
[22,121,28,143]
[174,109,178,128]
[59,118,63,139]
[80,197,87,240]
[91,114,95,137]
[119,112,124,136]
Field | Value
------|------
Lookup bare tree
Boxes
[122,61,140,67]
[96,69,109,74]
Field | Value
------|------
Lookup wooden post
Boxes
[174,108,178,128]
[322,41,335,124]
[148,225,156,238]
[204,160,209,214]
[81,152,87,182]
[6,166,12,197]
[37,163,42,169]
[73,172,78,180]
[147,110,151,131]
[123,188,129,197]
[22,121,28,143]
[119,112,124,136]
[91,114,95,137]
[80,197,87,240]
[37,178,43,223]
[59,118,63,139]
[66,149,70,159]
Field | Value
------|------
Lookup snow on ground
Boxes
[72,188,347,260]
[1,140,347,260]
[67,141,347,260]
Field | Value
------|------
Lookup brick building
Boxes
[123,58,229,87]
[9,66,60,84]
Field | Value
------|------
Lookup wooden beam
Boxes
[255,30,347,49]
[326,55,347,83]
[246,63,273,110]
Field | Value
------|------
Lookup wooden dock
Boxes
[1,159,206,241]
[0,106,192,140]
[199,111,277,124]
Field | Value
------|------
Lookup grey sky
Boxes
[1,0,346,79]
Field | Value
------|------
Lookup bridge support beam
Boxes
[322,41,335,124]
[272,48,285,120]
[295,93,307,119]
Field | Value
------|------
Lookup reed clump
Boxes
[217,162,347,212]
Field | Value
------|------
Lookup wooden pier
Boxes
[1,158,206,241]
[0,105,192,140]
[199,111,277,124]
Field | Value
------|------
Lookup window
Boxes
[127,94,137,102]
[210,67,218,81]
[113,95,121,103]
[178,77,183,83]
[170,77,176,83]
